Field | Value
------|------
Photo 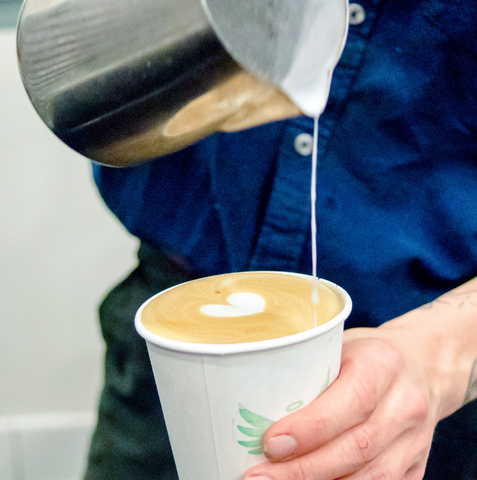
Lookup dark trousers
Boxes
[84,244,197,480]
[84,244,477,479]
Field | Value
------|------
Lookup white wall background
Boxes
[0,27,139,478]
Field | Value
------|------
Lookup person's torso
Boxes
[94,0,477,328]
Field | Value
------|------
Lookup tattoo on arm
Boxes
[418,290,477,403]
[464,359,477,404]
[420,290,477,310]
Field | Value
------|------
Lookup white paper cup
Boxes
[135,272,352,480]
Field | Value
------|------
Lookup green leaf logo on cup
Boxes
[237,368,331,454]
[237,406,274,455]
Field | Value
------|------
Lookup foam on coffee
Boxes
[141,272,344,344]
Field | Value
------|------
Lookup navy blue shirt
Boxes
[94,0,477,330]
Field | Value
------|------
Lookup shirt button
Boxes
[294,133,313,156]
[349,3,366,25]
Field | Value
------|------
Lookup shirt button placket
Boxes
[249,126,313,272]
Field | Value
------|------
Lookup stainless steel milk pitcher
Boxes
[17,0,348,166]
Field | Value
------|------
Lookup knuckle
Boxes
[366,339,406,373]
[303,408,333,445]
[284,457,316,480]
[348,425,378,465]
[351,376,380,418]
[410,433,433,466]
[406,462,428,480]
[405,388,430,424]
[375,342,406,376]
[364,463,395,480]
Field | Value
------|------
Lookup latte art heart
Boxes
[200,293,266,317]
[141,272,344,344]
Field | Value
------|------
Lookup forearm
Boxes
[376,276,477,419]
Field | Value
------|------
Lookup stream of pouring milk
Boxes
[284,75,333,327]
[272,0,347,326]
[311,115,319,326]
[282,59,337,327]
[290,91,330,327]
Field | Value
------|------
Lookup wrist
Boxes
[378,280,477,420]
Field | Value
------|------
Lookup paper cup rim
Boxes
[135,272,352,356]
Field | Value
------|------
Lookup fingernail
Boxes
[264,435,297,461]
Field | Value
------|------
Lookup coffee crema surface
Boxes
[141,272,344,344]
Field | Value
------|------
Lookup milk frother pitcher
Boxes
[16,0,348,166]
